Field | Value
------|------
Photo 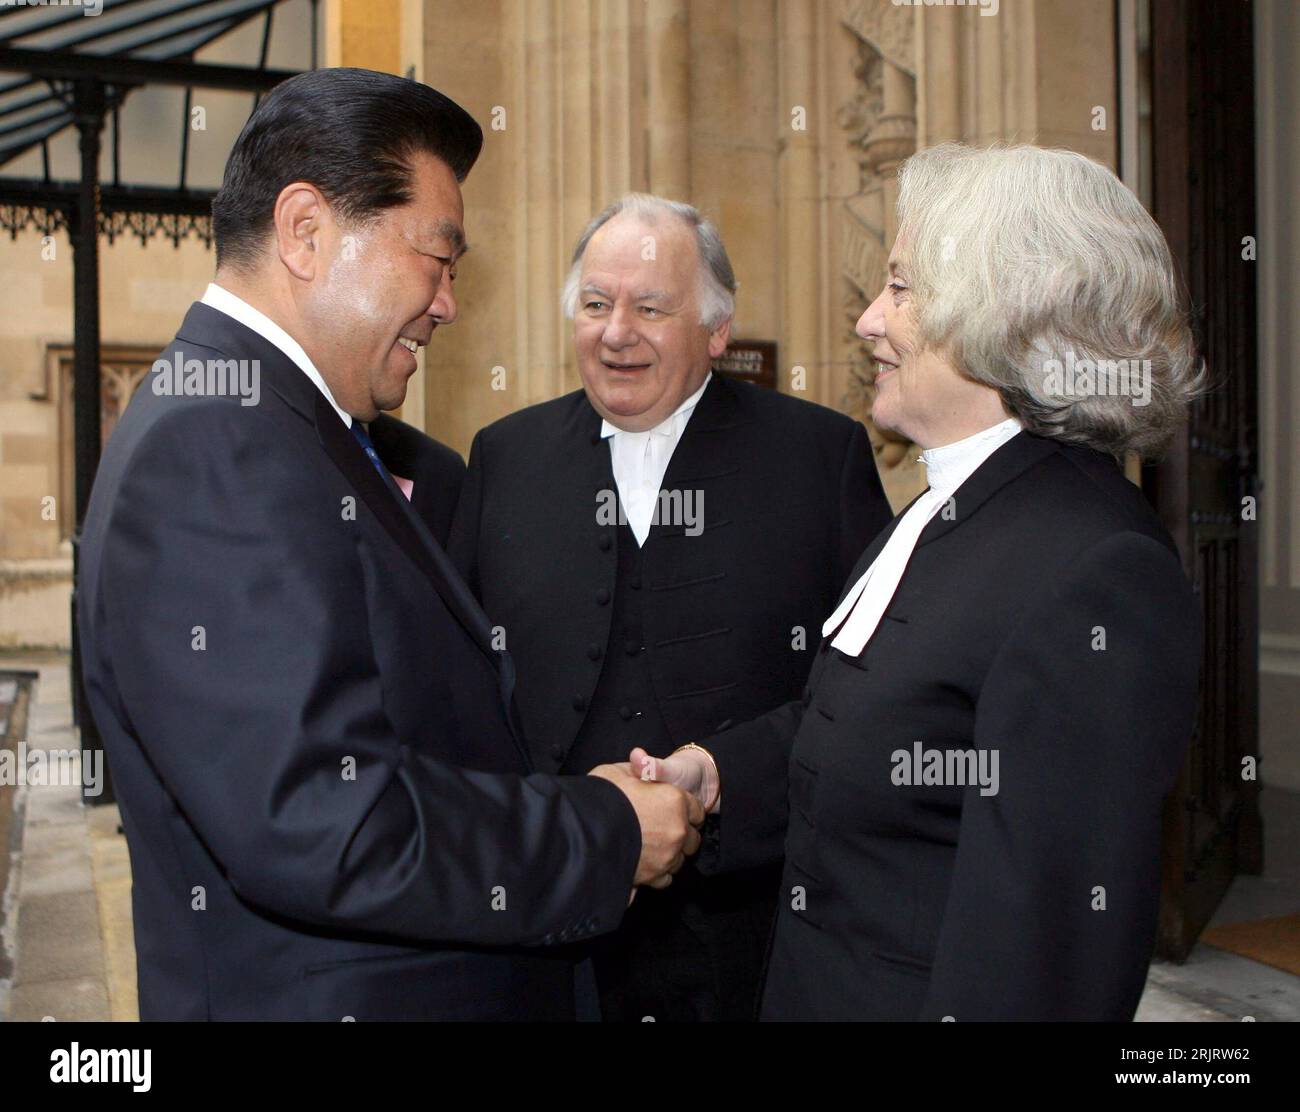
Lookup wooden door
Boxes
[1145,0,1263,960]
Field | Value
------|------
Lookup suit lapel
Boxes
[643,375,748,545]
[314,395,502,668]
[179,303,505,677]
[362,425,529,761]
[661,374,748,481]
[177,301,320,423]
[316,395,534,764]
[914,431,1056,549]
[816,434,1054,647]
[578,393,612,484]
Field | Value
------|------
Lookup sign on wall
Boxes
[712,340,777,389]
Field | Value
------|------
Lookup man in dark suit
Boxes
[369,412,465,545]
[449,195,891,1020]
[77,68,702,1022]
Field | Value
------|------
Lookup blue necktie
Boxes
[350,421,390,484]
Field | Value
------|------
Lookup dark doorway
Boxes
[1144,0,1262,960]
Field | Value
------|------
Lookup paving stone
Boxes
[1141,947,1300,1023]
[18,822,94,898]
[22,782,85,827]
[1136,979,1235,1021]
[13,890,105,985]
[8,977,111,1022]
[91,814,139,1022]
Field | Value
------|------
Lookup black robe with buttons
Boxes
[697,430,1201,1021]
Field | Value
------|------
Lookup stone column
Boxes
[915,1,960,146]
[867,59,915,250]
[325,0,402,77]
[522,0,564,401]
[914,0,1114,168]
[778,0,823,397]
[645,0,691,199]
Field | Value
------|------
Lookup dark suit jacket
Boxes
[368,412,465,546]
[699,431,1201,1021]
[77,302,641,1021]
[448,375,891,1018]
[448,375,891,767]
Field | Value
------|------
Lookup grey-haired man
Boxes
[449,194,891,1021]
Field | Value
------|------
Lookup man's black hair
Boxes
[211,67,483,270]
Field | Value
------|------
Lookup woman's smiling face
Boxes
[856,242,1007,449]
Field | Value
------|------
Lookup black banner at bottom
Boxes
[0,1019,1288,1098]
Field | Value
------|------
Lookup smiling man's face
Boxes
[572,212,729,432]
[302,150,466,421]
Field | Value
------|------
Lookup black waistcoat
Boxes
[564,520,673,773]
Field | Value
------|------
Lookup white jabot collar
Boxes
[920,417,1023,496]
[600,371,712,442]
[200,282,352,428]
[821,415,1023,655]
[598,372,712,546]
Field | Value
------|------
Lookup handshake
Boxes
[588,745,722,894]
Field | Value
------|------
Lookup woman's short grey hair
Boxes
[561,194,737,330]
[894,142,1201,459]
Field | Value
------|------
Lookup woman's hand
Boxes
[630,745,720,813]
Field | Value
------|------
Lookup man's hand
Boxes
[589,764,704,889]
[629,746,719,813]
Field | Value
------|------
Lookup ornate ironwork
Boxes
[0,201,68,239]
[0,197,212,247]
[0,0,309,804]
[101,208,212,248]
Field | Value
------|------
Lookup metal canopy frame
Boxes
[0,0,312,803]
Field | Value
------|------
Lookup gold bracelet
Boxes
[672,742,721,813]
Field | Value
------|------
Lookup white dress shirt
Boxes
[200,283,351,428]
[823,417,1023,656]
[601,372,712,546]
